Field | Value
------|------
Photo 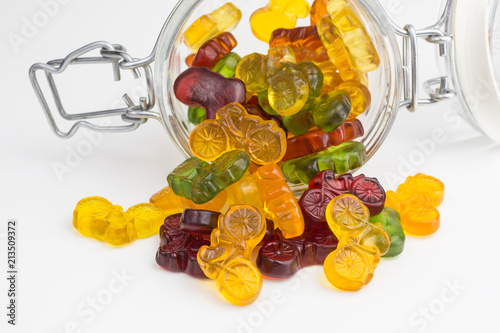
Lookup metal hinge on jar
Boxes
[389,0,456,112]
[29,41,159,138]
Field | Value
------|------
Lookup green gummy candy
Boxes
[369,207,405,258]
[298,61,324,99]
[167,157,209,200]
[313,90,351,132]
[212,52,241,78]
[281,141,367,184]
[188,107,207,125]
[191,150,250,204]
[282,105,315,136]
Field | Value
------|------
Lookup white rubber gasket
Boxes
[454,0,500,142]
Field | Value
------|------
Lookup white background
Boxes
[1,0,500,332]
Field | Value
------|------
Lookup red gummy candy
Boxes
[282,119,364,161]
[300,171,386,226]
[256,224,338,278]
[156,214,210,278]
[174,67,247,119]
[191,32,237,69]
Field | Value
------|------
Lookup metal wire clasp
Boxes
[389,0,456,112]
[29,41,158,138]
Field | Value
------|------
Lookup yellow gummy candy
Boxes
[317,15,363,82]
[250,0,311,43]
[327,0,380,72]
[337,80,371,118]
[183,3,242,52]
[197,205,265,305]
[323,194,390,291]
[127,203,165,239]
[73,196,166,246]
[226,172,264,213]
[100,208,137,246]
[73,196,114,237]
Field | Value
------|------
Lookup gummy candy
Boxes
[257,221,338,278]
[323,194,390,291]
[298,61,324,99]
[150,186,228,216]
[299,171,385,231]
[197,205,266,305]
[282,90,351,135]
[73,197,165,246]
[244,102,288,136]
[304,170,386,218]
[167,157,208,201]
[183,2,242,52]
[317,15,362,82]
[189,103,287,165]
[226,172,264,213]
[250,0,311,43]
[281,141,367,184]
[310,0,329,25]
[385,174,444,236]
[316,60,344,94]
[267,63,309,116]
[174,67,246,119]
[369,207,405,257]
[127,203,166,239]
[188,107,206,125]
[282,119,364,161]
[253,163,305,239]
[167,150,250,205]
[235,53,269,93]
[337,81,371,118]
[185,54,195,67]
[269,26,329,63]
[312,90,351,132]
[257,90,279,116]
[327,0,380,72]
[266,46,297,77]
[180,209,221,236]
[191,32,237,69]
[156,213,211,278]
[212,52,241,78]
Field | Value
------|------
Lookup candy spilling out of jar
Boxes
[70,0,447,305]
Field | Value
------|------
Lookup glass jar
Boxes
[30,0,500,191]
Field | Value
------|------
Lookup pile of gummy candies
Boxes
[71,0,446,306]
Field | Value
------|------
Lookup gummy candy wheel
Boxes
[73,196,114,234]
[217,258,262,306]
[326,194,370,230]
[351,178,386,216]
[299,189,336,224]
[222,205,263,241]
[257,240,301,278]
[74,196,113,216]
[246,128,285,165]
[323,245,370,292]
[189,121,229,161]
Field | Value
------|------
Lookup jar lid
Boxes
[452,0,500,142]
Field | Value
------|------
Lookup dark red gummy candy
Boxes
[256,224,338,278]
[300,170,386,226]
[156,214,210,279]
[173,67,247,119]
[180,209,220,235]
[191,32,237,69]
